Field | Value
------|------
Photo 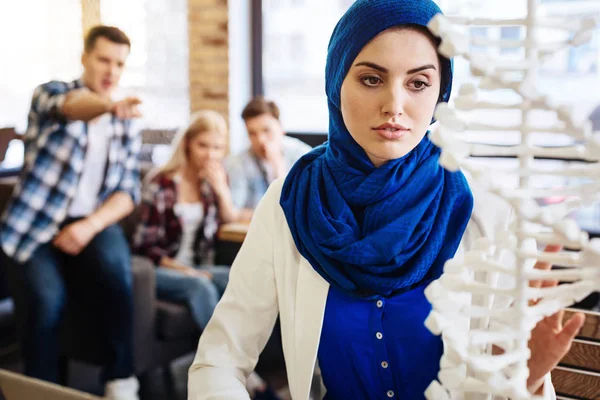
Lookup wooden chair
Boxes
[554,308,600,399]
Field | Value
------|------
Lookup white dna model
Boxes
[423,2,599,399]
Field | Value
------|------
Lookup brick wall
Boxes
[81,0,101,34]
[188,0,229,119]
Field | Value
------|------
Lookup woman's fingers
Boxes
[529,244,562,306]
[558,312,585,347]
[547,308,565,332]
[530,244,562,289]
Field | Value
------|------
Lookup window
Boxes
[568,29,598,74]
[101,0,189,129]
[470,27,489,53]
[538,29,598,77]
[499,26,521,55]
[0,0,83,133]
[256,0,600,138]
[536,2,600,122]
[0,0,83,171]
[259,0,350,133]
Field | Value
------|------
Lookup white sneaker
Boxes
[104,376,140,400]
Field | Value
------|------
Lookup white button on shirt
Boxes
[376,332,383,339]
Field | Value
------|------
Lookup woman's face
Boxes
[340,28,442,167]
[187,130,227,171]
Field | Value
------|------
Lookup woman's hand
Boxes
[200,161,242,223]
[201,160,229,197]
[526,245,586,394]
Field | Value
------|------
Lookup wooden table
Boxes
[217,222,249,243]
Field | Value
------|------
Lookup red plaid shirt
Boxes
[132,173,219,266]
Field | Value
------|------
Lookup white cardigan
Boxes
[188,178,555,400]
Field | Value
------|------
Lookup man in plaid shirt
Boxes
[0,26,142,400]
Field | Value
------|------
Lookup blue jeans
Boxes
[155,265,229,330]
[1,223,134,384]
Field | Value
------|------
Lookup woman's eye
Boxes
[411,80,431,91]
[362,76,382,87]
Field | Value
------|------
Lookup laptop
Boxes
[0,369,101,400]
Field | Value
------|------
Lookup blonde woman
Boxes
[133,110,237,330]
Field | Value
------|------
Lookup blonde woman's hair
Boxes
[146,110,227,182]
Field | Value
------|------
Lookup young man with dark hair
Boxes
[0,25,142,400]
[226,97,311,220]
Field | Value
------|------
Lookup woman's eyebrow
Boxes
[407,64,437,74]
[353,62,437,75]
[354,61,388,73]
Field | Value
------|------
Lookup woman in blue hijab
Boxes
[189,1,583,399]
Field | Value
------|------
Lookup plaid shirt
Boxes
[132,173,219,266]
[0,79,141,263]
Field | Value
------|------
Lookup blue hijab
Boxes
[280,0,473,299]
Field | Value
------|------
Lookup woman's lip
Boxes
[373,128,408,140]
[374,124,409,130]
